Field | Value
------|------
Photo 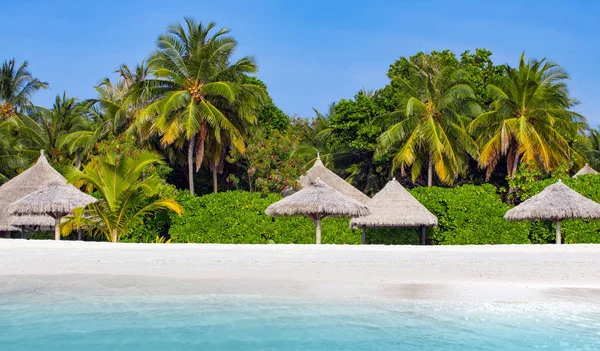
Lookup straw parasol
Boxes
[266,178,370,244]
[573,164,598,178]
[0,150,66,235]
[299,154,370,205]
[8,181,97,241]
[350,178,437,245]
[504,180,600,244]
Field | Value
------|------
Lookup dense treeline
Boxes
[2,18,599,243]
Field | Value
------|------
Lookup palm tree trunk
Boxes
[75,151,81,169]
[188,134,195,195]
[507,145,520,200]
[111,228,118,243]
[212,164,218,193]
[427,155,433,187]
[195,121,207,171]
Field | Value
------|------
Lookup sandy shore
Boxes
[1,240,600,303]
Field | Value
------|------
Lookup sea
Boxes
[1,290,599,350]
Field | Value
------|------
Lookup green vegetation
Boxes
[169,186,531,245]
[2,16,600,244]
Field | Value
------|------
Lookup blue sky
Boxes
[2,0,599,124]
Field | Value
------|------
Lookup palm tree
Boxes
[581,128,600,171]
[292,104,350,168]
[16,93,90,163]
[378,55,481,186]
[0,59,48,119]
[134,18,265,195]
[0,118,27,182]
[468,53,584,181]
[62,152,183,242]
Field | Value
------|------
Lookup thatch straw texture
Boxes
[0,151,66,231]
[350,179,437,228]
[504,180,600,221]
[8,181,96,217]
[9,215,55,227]
[266,178,370,219]
[298,156,370,204]
[573,164,599,178]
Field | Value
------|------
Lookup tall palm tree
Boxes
[378,55,481,186]
[468,53,584,181]
[0,59,48,119]
[62,152,183,242]
[134,18,265,195]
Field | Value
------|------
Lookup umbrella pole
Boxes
[361,226,366,245]
[315,217,322,245]
[420,226,426,245]
[54,217,61,241]
[555,221,561,245]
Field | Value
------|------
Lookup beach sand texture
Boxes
[1,240,600,303]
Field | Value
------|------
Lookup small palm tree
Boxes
[16,93,90,163]
[293,105,350,168]
[469,53,584,180]
[0,118,27,182]
[0,59,48,119]
[62,152,183,243]
[134,18,265,195]
[378,55,481,186]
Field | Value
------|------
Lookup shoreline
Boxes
[2,240,600,304]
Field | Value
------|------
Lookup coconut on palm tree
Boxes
[0,59,48,119]
[134,18,265,195]
[377,54,481,186]
[469,53,584,181]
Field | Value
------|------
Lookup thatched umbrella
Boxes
[266,178,370,244]
[573,164,598,178]
[299,154,370,205]
[504,180,600,244]
[8,181,97,241]
[0,150,66,236]
[350,178,438,245]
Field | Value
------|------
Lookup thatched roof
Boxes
[573,164,599,178]
[350,178,437,228]
[0,150,66,231]
[266,178,370,219]
[298,155,370,204]
[505,180,600,221]
[8,181,96,217]
[9,215,55,227]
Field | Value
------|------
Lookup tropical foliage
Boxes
[62,151,183,242]
[3,16,600,244]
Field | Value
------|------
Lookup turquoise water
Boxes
[1,294,600,350]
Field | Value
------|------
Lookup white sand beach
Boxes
[1,240,600,304]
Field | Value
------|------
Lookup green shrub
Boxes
[412,184,530,245]
[168,185,531,245]
[169,191,361,244]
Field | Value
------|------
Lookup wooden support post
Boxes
[555,221,561,245]
[54,218,61,241]
[361,226,366,245]
[420,226,426,245]
[315,218,322,245]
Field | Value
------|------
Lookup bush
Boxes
[168,185,531,245]
[169,191,362,244]
[412,184,530,245]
